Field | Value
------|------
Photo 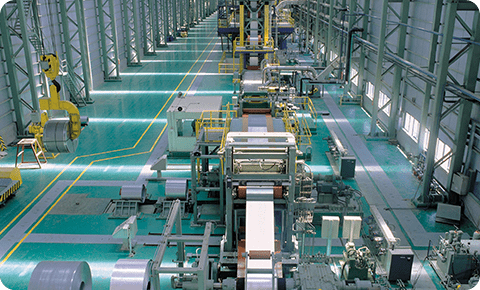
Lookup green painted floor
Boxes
[0,13,476,290]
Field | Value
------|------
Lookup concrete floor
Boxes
[0,13,477,290]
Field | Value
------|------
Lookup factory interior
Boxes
[0,0,480,289]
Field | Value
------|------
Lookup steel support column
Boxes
[162,0,169,45]
[141,0,157,55]
[0,9,25,135]
[369,0,388,136]
[446,11,480,199]
[418,0,458,206]
[388,0,410,139]
[313,0,320,65]
[17,0,40,110]
[123,0,142,66]
[357,0,369,105]
[343,0,357,95]
[172,0,178,37]
[180,0,184,28]
[74,0,93,101]
[96,0,122,81]
[59,0,93,105]
[326,0,334,65]
[418,0,443,153]
[305,0,310,52]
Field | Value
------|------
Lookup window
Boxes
[403,112,420,141]
[423,130,451,172]
[351,68,358,86]
[330,51,338,61]
[435,139,451,172]
[378,91,391,116]
[423,129,429,151]
[366,82,374,100]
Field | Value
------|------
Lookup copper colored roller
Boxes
[242,108,271,114]
[238,186,283,199]
[249,250,271,260]
[273,186,283,199]
[238,186,247,199]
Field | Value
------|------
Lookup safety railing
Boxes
[195,105,237,147]
[274,11,294,26]
[233,37,275,53]
[340,92,363,105]
[218,12,235,28]
[218,18,228,28]
[281,109,312,146]
[294,96,317,129]
[218,51,239,74]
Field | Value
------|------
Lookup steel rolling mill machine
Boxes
[27,1,421,289]
[28,84,418,289]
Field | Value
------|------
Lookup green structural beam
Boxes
[123,0,142,66]
[59,0,93,105]
[141,0,157,55]
[96,0,122,81]
[418,0,442,154]
[446,10,480,200]
[326,0,334,66]
[313,0,320,65]
[388,0,410,139]
[418,0,458,206]
[0,8,25,135]
[369,0,388,136]
[17,0,40,112]
[357,0,369,106]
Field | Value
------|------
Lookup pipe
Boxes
[344,28,363,82]
[276,0,305,12]
[262,65,317,85]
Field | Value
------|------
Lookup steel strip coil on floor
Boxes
[110,259,152,290]
[120,185,147,203]
[28,261,92,290]
[43,119,78,153]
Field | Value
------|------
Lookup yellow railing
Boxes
[294,96,317,129]
[218,18,228,28]
[281,109,312,146]
[340,92,363,105]
[275,11,294,26]
[195,106,237,147]
[218,51,239,74]
[233,37,275,53]
[218,13,235,28]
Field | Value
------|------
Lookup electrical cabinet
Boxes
[385,248,414,281]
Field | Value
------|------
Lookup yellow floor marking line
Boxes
[0,123,167,266]
[0,27,217,245]
[80,29,218,158]
[0,28,220,265]
[0,157,78,237]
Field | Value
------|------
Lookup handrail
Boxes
[233,37,275,52]
[281,108,312,146]
[294,96,317,128]
[195,106,237,146]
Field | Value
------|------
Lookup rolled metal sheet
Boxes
[120,185,147,202]
[28,261,92,290]
[43,119,78,153]
[110,259,152,290]
[245,185,275,289]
